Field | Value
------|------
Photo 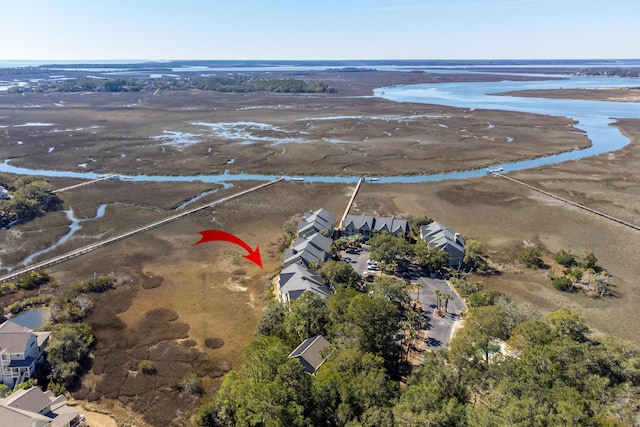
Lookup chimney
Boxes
[454,232,460,243]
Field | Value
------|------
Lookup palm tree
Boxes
[442,292,453,313]
[415,282,423,308]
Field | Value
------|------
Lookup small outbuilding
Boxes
[289,335,332,374]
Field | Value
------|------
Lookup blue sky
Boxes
[2,0,638,60]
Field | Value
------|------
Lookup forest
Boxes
[194,231,640,426]
[5,75,336,94]
[0,174,62,228]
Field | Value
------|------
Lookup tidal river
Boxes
[1,74,639,184]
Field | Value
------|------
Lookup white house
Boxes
[0,320,50,388]
[0,185,10,200]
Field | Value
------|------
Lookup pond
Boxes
[10,307,51,329]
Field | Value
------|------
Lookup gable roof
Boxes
[2,386,51,414]
[342,214,375,230]
[0,320,33,354]
[374,216,409,235]
[279,264,331,301]
[420,221,465,260]
[0,387,83,427]
[284,234,331,268]
[0,405,51,427]
[289,335,332,373]
[298,208,335,236]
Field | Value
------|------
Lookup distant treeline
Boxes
[6,76,336,94]
[577,68,640,78]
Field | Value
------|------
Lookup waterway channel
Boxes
[1,74,639,184]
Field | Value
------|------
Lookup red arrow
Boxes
[193,230,263,268]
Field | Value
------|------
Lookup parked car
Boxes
[343,257,352,263]
[346,248,359,254]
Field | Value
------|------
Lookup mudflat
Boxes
[2,69,639,425]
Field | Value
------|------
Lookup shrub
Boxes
[138,360,157,375]
[554,249,577,267]
[72,275,115,293]
[552,276,573,291]
[518,246,545,269]
[17,270,51,290]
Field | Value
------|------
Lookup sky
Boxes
[1,0,638,61]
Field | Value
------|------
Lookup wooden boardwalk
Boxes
[0,178,283,283]
[492,172,640,231]
[52,175,118,193]
[339,177,364,229]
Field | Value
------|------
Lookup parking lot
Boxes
[341,248,379,281]
[340,248,465,353]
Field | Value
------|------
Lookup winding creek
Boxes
[2,73,640,270]
[1,74,639,184]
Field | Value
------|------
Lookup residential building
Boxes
[420,221,466,267]
[0,320,50,388]
[341,214,410,240]
[0,386,86,427]
[277,263,331,304]
[283,232,332,268]
[0,186,9,200]
[297,208,335,238]
[341,214,375,239]
[288,335,331,374]
[373,216,410,237]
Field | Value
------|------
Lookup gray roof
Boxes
[2,386,51,414]
[420,221,465,262]
[0,320,33,354]
[289,335,332,373]
[374,216,409,235]
[298,208,335,236]
[284,235,331,268]
[0,405,51,427]
[342,214,374,230]
[292,232,333,253]
[279,264,331,302]
[342,214,409,236]
[0,386,82,427]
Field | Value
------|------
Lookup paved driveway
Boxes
[341,249,465,354]
[342,249,378,279]
[409,277,466,351]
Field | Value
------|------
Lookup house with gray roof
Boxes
[283,232,331,269]
[420,221,465,267]
[291,232,333,254]
[289,335,332,374]
[0,320,50,388]
[342,214,410,240]
[297,208,335,238]
[373,216,410,237]
[342,214,375,239]
[278,263,331,303]
[0,386,86,427]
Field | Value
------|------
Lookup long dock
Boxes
[339,177,364,228]
[0,178,283,283]
[492,172,640,231]
[52,175,117,194]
